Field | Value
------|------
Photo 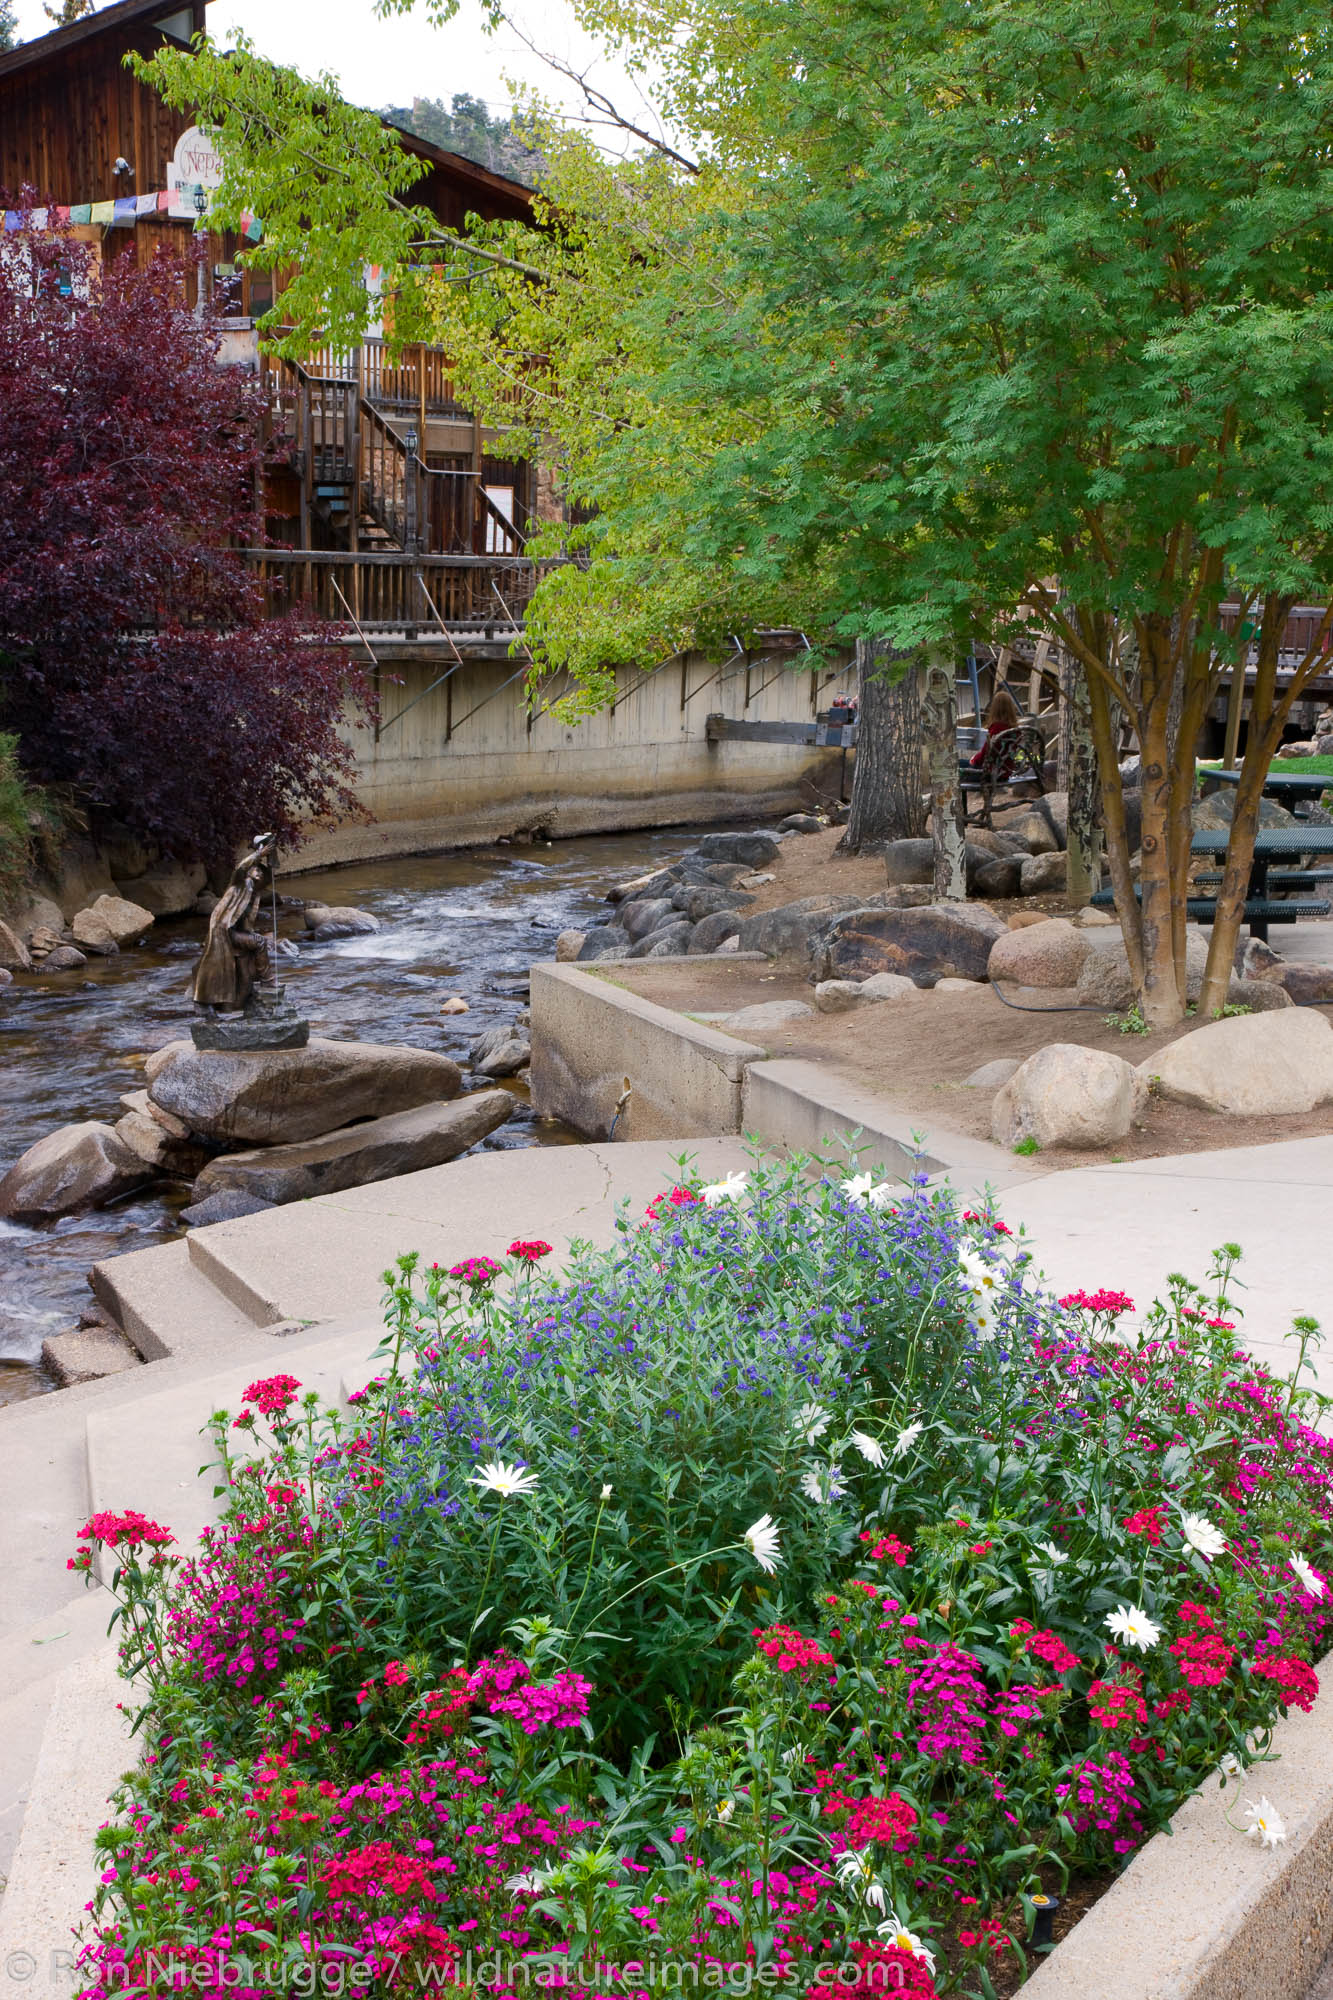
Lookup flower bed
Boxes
[73,1165,1333,1996]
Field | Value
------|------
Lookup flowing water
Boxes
[0,829,689,1406]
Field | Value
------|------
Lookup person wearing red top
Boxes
[969,685,1021,766]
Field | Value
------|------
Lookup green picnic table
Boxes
[1094,825,1333,941]
[1200,765,1333,810]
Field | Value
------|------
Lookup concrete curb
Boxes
[1027,1643,1333,1999]
[0,1644,131,2000]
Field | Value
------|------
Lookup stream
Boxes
[0,828,688,1405]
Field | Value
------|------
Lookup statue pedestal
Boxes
[190,984,310,1051]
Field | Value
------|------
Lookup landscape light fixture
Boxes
[192,184,208,218]
[405,425,419,457]
[1030,1893,1060,1948]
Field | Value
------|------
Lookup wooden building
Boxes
[0,0,546,596]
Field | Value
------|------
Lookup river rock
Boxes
[689,910,743,954]
[192,1092,514,1206]
[0,1121,149,1221]
[720,1000,816,1034]
[1076,930,1210,1011]
[737,894,866,959]
[0,968,11,990]
[607,867,679,904]
[577,926,624,961]
[1274,964,1333,1004]
[145,1036,464,1145]
[119,1088,193,1139]
[27,925,66,959]
[815,902,1006,986]
[992,1045,1145,1150]
[307,907,381,941]
[1193,789,1297,833]
[671,883,752,922]
[554,929,585,962]
[1005,809,1061,855]
[779,813,824,833]
[470,1026,531,1076]
[1227,976,1293,1011]
[988,919,1090,989]
[180,1188,277,1227]
[114,862,207,917]
[82,894,153,945]
[41,944,88,972]
[884,838,1002,891]
[704,862,757,886]
[68,911,119,955]
[0,920,32,972]
[862,972,918,1002]
[1142,1009,1333,1116]
[112,1109,211,1178]
[620,896,676,941]
[1072,906,1115,927]
[1008,911,1052,930]
[16,896,66,943]
[964,1057,1022,1088]
[973,855,1025,898]
[1019,851,1067,895]
[696,831,781,867]
[645,925,695,956]
[814,979,864,1013]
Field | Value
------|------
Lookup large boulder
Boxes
[1193,788,1297,833]
[40,944,88,973]
[69,910,119,956]
[1076,929,1211,1011]
[815,902,1006,986]
[696,831,781,867]
[112,1109,211,1178]
[114,863,207,917]
[1019,851,1068,895]
[688,910,743,954]
[145,1036,464,1145]
[988,919,1091,990]
[1227,976,1292,1012]
[737,894,865,958]
[1276,964,1333,1005]
[619,896,676,941]
[992,1045,1146,1150]
[304,905,381,942]
[577,926,625,961]
[82,894,154,946]
[671,883,752,922]
[13,896,65,944]
[607,867,680,904]
[191,1092,514,1206]
[0,920,33,972]
[1141,1009,1333,1116]
[720,1000,816,1035]
[554,929,585,963]
[180,1188,277,1228]
[644,926,695,956]
[469,1026,531,1076]
[0,1121,149,1220]
[884,837,1009,892]
[973,854,1025,898]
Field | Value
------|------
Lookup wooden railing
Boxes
[240,550,544,630]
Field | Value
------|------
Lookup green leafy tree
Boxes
[139,0,1333,1023]
[0,0,19,51]
[383,91,542,184]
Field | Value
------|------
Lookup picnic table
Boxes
[1094,826,1333,941]
[1200,765,1333,811]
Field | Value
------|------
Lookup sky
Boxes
[12,0,666,142]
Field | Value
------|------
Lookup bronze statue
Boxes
[193,832,277,1012]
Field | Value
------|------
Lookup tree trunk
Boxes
[1136,623,1187,1028]
[1061,645,1102,907]
[923,652,967,900]
[838,638,927,853]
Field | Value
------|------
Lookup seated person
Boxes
[967,686,1021,767]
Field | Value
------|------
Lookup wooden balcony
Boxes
[240,549,546,633]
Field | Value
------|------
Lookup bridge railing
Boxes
[239,549,546,631]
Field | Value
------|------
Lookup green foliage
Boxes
[0,0,17,55]
[1012,1135,1041,1156]
[1109,1005,1151,1036]
[0,730,46,916]
[383,91,542,184]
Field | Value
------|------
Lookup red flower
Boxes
[753,1623,836,1677]
[448,1256,502,1286]
[1059,1288,1134,1316]
[242,1374,302,1416]
[645,1185,702,1222]
[860,1532,913,1566]
[1123,1506,1165,1545]
[73,1509,175,1552]
[1253,1655,1320,1713]
[507,1239,553,1264]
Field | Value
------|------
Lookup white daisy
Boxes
[1181,1512,1228,1562]
[599,1483,613,1501]
[867,1183,897,1212]
[1291,1553,1327,1599]
[852,1429,887,1468]
[840,1172,878,1207]
[701,1170,748,1207]
[506,1869,548,1894]
[1037,1540,1069,1566]
[469,1459,538,1498]
[793,1401,830,1444]
[960,1249,1002,1296]
[835,1850,888,1916]
[716,1798,735,1823]
[1104,1603,1162,1652]
[743,1513,783,1575]
[875,1917,936,1972]
[1220,1753,1242,1779]
[800,1467,846,1505]
[1245,1797,1287,1849]
[892,1419,924,1458]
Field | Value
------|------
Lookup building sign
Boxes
[166,125,225,220]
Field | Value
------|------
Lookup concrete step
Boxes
[90,1236,268,1360]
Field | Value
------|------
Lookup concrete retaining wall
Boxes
[290,649,856,869]
[529,963,766,1140]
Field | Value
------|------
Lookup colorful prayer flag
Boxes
[90,200,114,225]
[69,204,92,224]
[112,198,136,226]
